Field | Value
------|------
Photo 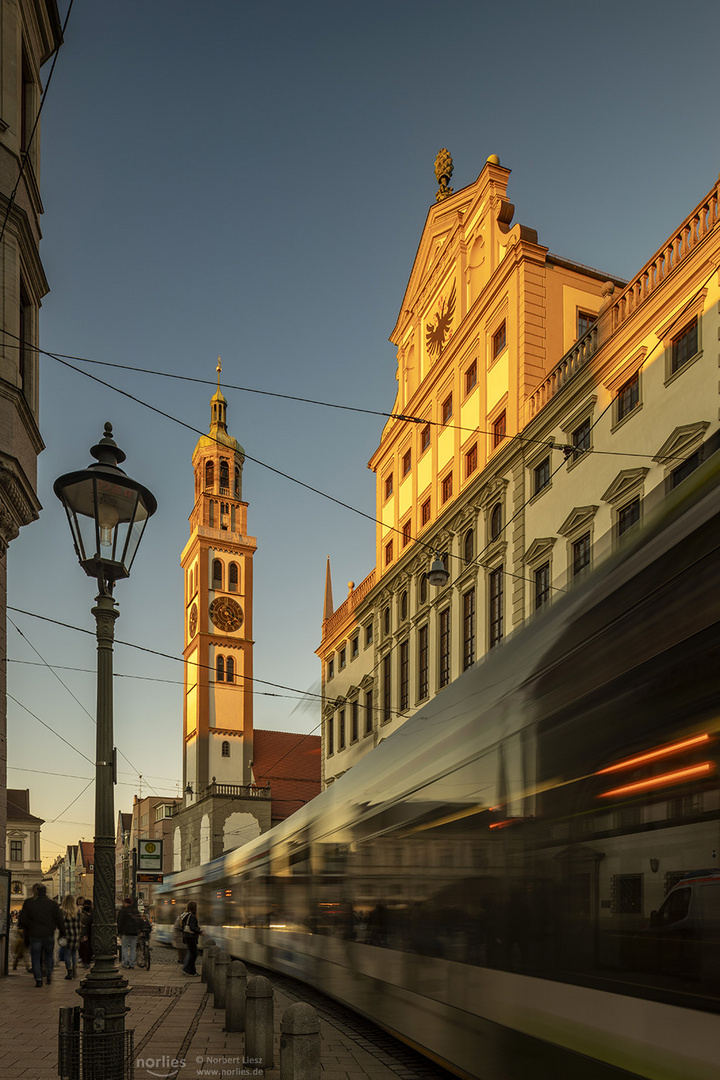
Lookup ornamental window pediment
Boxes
[653,422,710,467]
[558,505,599,539]
[523,537,557,565]
[601,468,649,507]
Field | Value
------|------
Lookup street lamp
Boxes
[54,423,156,1071]
[427,551,449,587]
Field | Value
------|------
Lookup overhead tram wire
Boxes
[4,331,691,464]
[11,265,715,764]
[7,616,163,798]
[7,603,409,729]
[0,0,75,247]
[19,337,655,589]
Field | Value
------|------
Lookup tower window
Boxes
[216,655,225,682]
[229,563,239,592]
[221,741,230,757]
[234,466,241,497]
[205,461,214,490]
[220,460,230,492]
[212,560,223,590]
[226,656,235,683]
[209,501,215,528]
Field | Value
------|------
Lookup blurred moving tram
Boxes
[157,451,720,1080]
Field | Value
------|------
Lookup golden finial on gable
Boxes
[434,148,454,203]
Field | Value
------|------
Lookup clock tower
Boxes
[181,365,257,800]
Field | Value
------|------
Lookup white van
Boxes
[644,870,720,982]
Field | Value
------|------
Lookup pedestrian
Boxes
[172,908,187,965]
[11,921,32,972]
[17,883,66,987]
[78,899,93,967]
[60,894,82,979]
[116,897,141,969]
[181,901,201,976]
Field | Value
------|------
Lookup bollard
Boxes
[225,960,247,1033]
[280,1002,321,1080]
[245,974,274,1069]
[213,950,230,1010]
[205,945,220,995]
[200,938,216,984]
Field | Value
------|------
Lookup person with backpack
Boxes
[116,897,141,969]
[181,901,201,976]
[18,883,66,987]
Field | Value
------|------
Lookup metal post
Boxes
[77,591,130,1071]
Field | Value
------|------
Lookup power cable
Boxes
[8,616,162,798]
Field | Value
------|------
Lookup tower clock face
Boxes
[209,596,244,632]
[189,603,198,638]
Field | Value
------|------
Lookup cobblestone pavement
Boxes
[0,937,457,1080]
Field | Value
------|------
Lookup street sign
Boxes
[137,839,163,872]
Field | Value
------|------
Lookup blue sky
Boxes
[7,0,720,865]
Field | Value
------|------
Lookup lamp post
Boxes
[54,423,156,1072]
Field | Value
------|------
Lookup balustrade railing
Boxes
[527,178,719,421]
[609,182,719,332]
[322,568,376,639]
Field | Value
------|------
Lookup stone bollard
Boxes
[245,974,274,1069]
[225,960,247,1032]
[213,950,230,1010]
[205,945,220,996]
[280,1002,321,1080]
[200,938,216,984]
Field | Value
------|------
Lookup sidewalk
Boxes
[0,946,418,1080]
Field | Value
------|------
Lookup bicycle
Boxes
[136,929,151,970]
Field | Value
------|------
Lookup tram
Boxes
[157,451,720,1080]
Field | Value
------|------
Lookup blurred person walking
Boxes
[116,897,141,969]
[60,894,82,979]
[181,901,201,976]
[18,884,66,987]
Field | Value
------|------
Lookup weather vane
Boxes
[217,356,222,391]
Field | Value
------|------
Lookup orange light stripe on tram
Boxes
[598,762,714,799]
[596,734,710,775]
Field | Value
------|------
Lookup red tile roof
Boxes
[79,841,94,868]
[252,729,321,822]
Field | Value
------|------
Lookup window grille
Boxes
[610,874,643,914]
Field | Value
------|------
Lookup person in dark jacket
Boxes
[18,883,66,987]
[116,897,141,969]
[181,901,201,976]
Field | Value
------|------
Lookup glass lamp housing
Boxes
[54,423,157,584]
